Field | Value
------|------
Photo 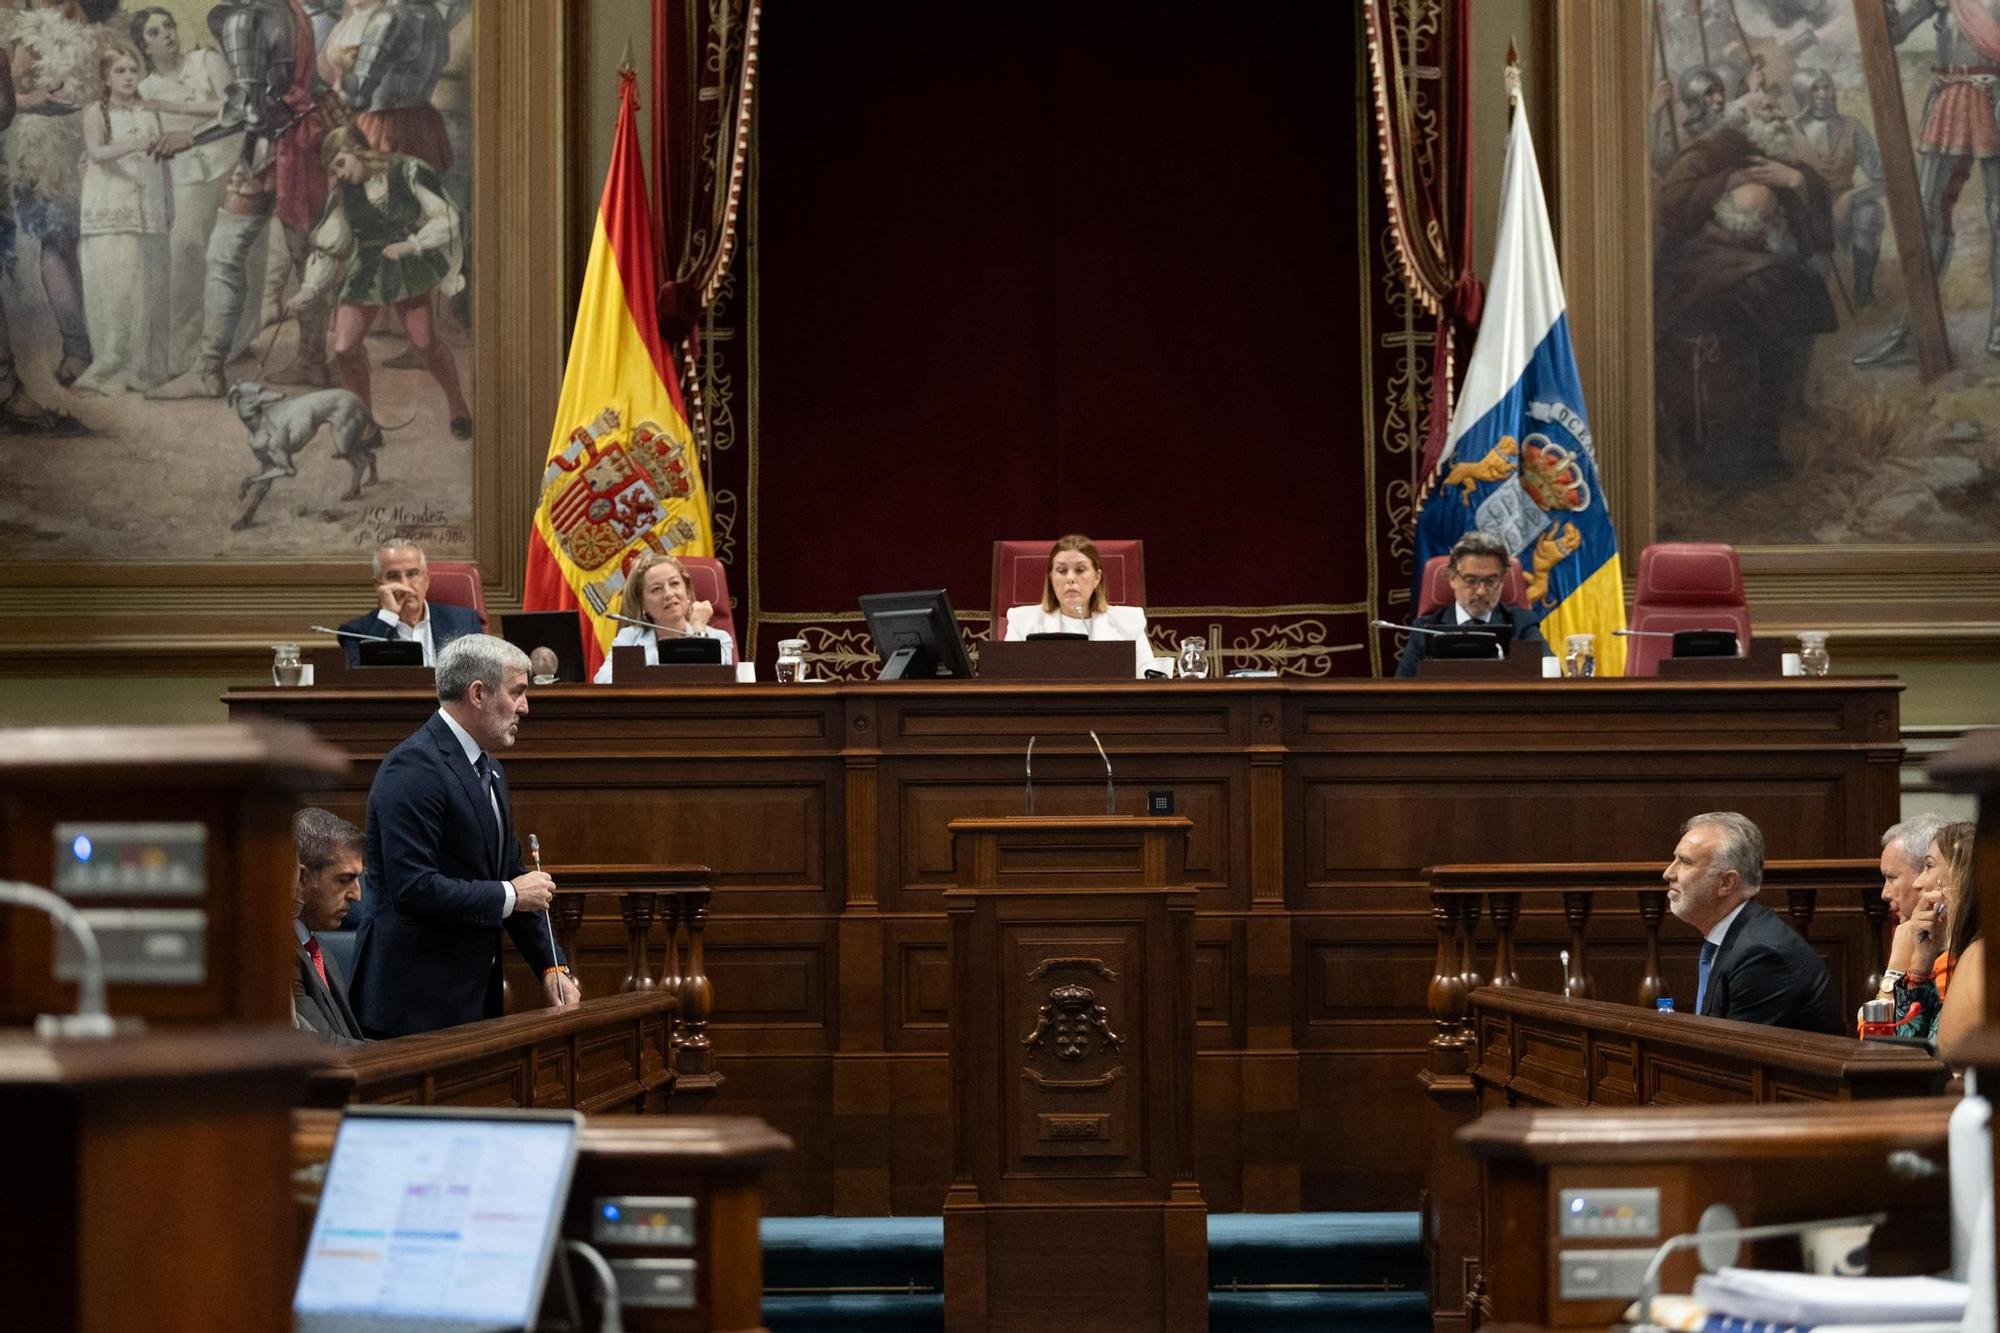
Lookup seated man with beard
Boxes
[1654,92,1837,489]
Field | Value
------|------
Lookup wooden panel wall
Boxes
[228,678,1901,1215]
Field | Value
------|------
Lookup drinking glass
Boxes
[272,643,303,687]
[1176,636,1209,680]
[775,639,807,683]
[1561,634,1596,679]
[1797,631,1830,677]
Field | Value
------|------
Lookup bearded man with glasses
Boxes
[1394,530,1546,677]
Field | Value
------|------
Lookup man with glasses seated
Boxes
[1394,530,1546,677]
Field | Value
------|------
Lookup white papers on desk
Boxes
[1691,1268,1967,1325]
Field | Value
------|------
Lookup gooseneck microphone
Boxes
[1090,730,1114,814]
[606,611,704,638]
[1372,619,1504,658]
[310,624,382,641]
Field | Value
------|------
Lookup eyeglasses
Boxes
[1451,573,1504,591]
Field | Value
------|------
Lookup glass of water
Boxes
[1176,636,1209,680]
[774,639,807,683]
[1561,634,1596,679]
[1797,631,1830,677]
[272,643,303,687]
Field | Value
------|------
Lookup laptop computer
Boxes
[294,1105,583,1333]
[500,611,589,683]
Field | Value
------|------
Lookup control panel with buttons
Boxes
[53,822,207,898]
[1557,1186,1660,1239]
[592,1196,697,1247]
[611,1257,697,1310]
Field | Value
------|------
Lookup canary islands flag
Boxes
[1414,95,1626,675]
[524,70,714,678]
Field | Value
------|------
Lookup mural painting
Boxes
[1650,0,2000,546]
[0,0,473,561]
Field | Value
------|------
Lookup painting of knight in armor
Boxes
[0,0,474,559]
[1650,0,2000,546]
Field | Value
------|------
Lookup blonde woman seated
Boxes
[1001,535,1151,677]
[1876,820,1981,1060]
[593,552,735,682]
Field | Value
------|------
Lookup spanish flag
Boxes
[524,70,713,677]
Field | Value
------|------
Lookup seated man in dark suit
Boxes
[1394,530,1545,677]
[348,633,581,1037]
[1665,810,1843,1034]
[292,807,366,1045]
[336,538,482,666]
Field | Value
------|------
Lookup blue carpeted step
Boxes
[1208,1210,1425,1289]
[1210,1289,1430,1332]
[759,1212,1426,1331]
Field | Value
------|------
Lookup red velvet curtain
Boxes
[676,3,1473,678]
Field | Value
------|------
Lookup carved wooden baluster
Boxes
[1562,891,1593,999]
[676,891,715,1074]
[1785,887,1818,940]
[1488,892,1521,987]
[1457,894,1486,993]
[618,890,657,993]
[1860,887,1890,996]
[552,891,586,976]
[1636,889,1669,1007]
[656,891,685,1002]
[1427,894,1470,1051]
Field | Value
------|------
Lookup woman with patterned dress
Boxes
[73,44,170,395]
[3,0,101,389]
[288,123,470,438]
[131,6,244,375]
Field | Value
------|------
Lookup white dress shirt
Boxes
[592,622,736,682]
[1002,604,1152,677]
[436,707,516,916]
[1704,900,1748,949]
[377,604,438,664]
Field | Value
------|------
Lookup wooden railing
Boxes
[1457,1097,1953,1330]
[308,989,677,1112]
[547,864,721,1097]
[1422,859,1886,1052]
[1425,986,1946,1333]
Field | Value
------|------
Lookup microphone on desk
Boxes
[1025,735,1037,816]
[606,611,703,637]
[310,624,383,641]
[1372,619,1504,658]
[1090,730,1114,814]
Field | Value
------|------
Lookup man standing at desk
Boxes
[1395,531,1545,677]
[337,539,482,666]
[349,634,581,1036]
[1664,811,1843,1035]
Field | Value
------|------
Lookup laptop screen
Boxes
[295,1108,581,1328]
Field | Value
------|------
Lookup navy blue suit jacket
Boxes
[337,601,483,666]
[1697,898,1844,1036]
[1393,602,1545,677]
[349,712,559,1036]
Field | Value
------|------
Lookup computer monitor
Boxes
[858,589,976,681]
[655,633,724,665]
[1429,624,1514,660]
[357,638,425,667]
[294,1106,582,1332]
[500,611,588,683]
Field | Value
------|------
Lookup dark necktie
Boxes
[473,752,503,866]
[305,936,328,988]
[1696,939,1719,1012]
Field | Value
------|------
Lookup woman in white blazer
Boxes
[593,551,735,682]
[1001,534,1151,677]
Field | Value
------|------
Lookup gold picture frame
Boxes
[1549,3,2000,655]
[0,2,585,676]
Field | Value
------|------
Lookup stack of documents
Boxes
[1684,1268,1966,1328]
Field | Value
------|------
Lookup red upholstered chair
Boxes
[677,555,739,660]
[426,560,488,630]
[1626,542,1751,678]
[991,540,1147,618]
[1415,554,1526,616]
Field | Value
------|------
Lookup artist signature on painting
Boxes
[353,506,467,549]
